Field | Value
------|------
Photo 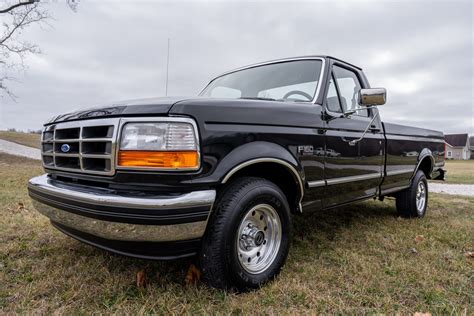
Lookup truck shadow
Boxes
[293,199,397,243]
[70,199,398,289]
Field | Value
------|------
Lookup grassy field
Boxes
[0,152,472,314]
[0,131,41,149]
[443,160,474,185]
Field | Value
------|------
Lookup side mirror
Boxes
[358,88,386,106]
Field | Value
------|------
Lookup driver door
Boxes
[322,64,384,207]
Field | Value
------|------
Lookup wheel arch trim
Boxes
[222,157,305,213]
[412,149,435,180]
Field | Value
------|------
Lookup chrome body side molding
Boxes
[386,169,414,176]
[385,135,445,143]
[308,173,381,188]
[307,180,325,188]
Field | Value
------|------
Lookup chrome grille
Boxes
[41,118,120,175]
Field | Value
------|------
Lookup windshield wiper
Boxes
[239,97,276,101]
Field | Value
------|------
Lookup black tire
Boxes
[396,170,428,218]
[200,177,292,291]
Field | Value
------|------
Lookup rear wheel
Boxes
[200,177,291,291]
[396,170,428,218]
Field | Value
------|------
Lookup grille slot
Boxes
[83,157,111,172]
[42,143,53,153]
[82,125,114,139]
[41,118,119,175]
[81,141,112,155]
[55,128,80,140]
[55,156,80,169]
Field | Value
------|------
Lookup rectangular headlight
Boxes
[118,121,199,170]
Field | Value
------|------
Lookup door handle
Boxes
[369,125,380,132]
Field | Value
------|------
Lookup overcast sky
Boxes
[0,0,472,135]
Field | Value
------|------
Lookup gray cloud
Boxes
[1,0,472,135]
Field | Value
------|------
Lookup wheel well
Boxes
[417,156,433,179]
[221,162,301,213]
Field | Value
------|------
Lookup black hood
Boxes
[45,96,194,125]
[45,96,322,129]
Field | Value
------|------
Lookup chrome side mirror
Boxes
[358,88,386,106]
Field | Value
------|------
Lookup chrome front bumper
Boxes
[28,174,216,243]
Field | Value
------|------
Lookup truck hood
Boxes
[46,96,322,129]
[45,97,193,125]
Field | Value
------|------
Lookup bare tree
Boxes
[0,0,78,99]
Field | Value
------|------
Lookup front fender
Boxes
[200,141,304,185]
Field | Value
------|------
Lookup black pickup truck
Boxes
[28,56,445,290]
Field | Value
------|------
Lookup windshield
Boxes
[200,60,323,102]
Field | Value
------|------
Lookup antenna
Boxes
[165,38,170,96]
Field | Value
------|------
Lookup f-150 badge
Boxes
[297,145,314,155]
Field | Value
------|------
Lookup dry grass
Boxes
[0,152,472,314]
[0,131,41,149]
[443,160,474,185]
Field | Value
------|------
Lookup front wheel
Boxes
[200,177,292,291]
[396,170,428,218]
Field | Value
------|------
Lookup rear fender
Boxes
[412,148,435,180]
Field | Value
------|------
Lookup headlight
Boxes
[117,120,199,170]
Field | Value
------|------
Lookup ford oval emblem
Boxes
[60,144,71,153]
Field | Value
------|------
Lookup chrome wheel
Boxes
[236,204,282,274]
[416,181,426,215]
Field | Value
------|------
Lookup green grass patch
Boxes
[443,160,474,185]
[0,152,472,314]
[0,131,41,149]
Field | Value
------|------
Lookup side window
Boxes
[333,66,368,117]
[326,75,342,113]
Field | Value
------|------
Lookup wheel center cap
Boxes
[254,231,265,246]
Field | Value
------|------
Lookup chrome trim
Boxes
[28,174,216,242]
[411,154,435,180]
[236,204,281,274]
[307,180,325,188]
[386,169,414,176]
[326,173,381,186]
[115,117,201,171]
[358,88,386,106]
[31,200,209,242]
[415,181,427,214]
[222,158,304,213]
[200,57,326,104]
[29,174,215,210]
[385,135,445,143]
[41,118,120,176]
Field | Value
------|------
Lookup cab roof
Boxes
[215,55,362,79]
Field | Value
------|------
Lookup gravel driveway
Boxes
[429,182,474,197]
[0,139,41,160]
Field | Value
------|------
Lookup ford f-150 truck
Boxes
[28,56,446,290]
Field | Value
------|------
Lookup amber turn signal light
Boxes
[118,151,199,169]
